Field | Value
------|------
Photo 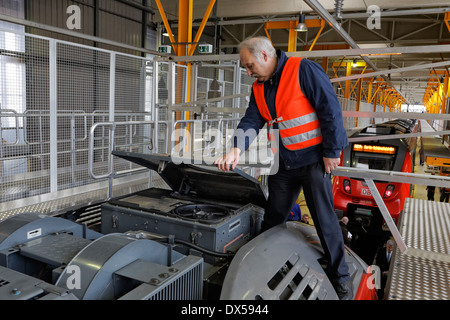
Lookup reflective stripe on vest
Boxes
[252,57,323,151]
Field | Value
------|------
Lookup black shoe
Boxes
[334,281,353,300]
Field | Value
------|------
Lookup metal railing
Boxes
[88,120,170,198]
[0,111,153,200]
[171,118,240,154]
[332,166,450,253]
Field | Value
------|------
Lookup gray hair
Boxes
[238,36,277,63]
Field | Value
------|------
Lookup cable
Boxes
[155,236,235,259]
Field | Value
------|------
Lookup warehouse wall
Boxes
[0,1,157,203]
[25,0,155,54]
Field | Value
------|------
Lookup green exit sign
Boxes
[198,44,213,54]
[158,45,172,54]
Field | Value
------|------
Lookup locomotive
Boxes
[0,152,378,301]
[332,119,418,262]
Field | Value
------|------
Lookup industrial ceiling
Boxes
[152,0,450,107]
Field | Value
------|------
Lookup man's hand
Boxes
[214,147,242,172]
[323,157,341,174]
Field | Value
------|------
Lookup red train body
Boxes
[333,119,418,234]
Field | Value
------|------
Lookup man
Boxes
[215,37,352,299]
[288,203,302,221]
[339,217,352,247]
[440,186,450,203]
[374,240,395,299]
[426,184,435,201]
[426,173,436,201]
[301,214,310,224]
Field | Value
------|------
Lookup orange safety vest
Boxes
[252,57,323,151]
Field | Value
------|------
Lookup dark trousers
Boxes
[427,186,435,201]
[262,161,350,284]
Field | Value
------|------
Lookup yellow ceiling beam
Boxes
[188,0,217,56]
[445,12,450,33]
[155,0,178,55]
[264,19,324,52]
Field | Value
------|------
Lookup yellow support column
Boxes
[176,0,193,158]
[344,62,352,99]
[445,12,450,33]
[441,73,449,114]
[288,20,298,52]
[322,57,328,73]
[175,0,193,122]
[367,80,373,103]
[372,84,378,111]
[178,0,193,58]
[355,78,362,127]
[308,20,325,51]
[382,90,388,113]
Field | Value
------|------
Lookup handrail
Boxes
[0,109,20,145]
[0,110,152,145]
[88,120,155,179]
[332,166,450,254]
[333,166,450,187]
[172,118,241,153]
[88,120,158,199]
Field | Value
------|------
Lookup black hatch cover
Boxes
[112,151,268,208]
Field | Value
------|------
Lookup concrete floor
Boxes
[412,161,433,201]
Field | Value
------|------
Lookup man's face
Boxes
[240,47,272,82]
[386,244,394,252]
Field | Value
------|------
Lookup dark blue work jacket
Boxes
[233,50,348,170]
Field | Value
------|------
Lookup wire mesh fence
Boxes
[0,28,154,203]
[0,27,392,208]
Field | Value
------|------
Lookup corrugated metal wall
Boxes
[25,0,154,54]
[0,1,157,205]
[1,0,25,18]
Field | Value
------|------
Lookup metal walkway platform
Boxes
[386,198,450,300]
[2,167,449,300]
[0,173,170,223]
